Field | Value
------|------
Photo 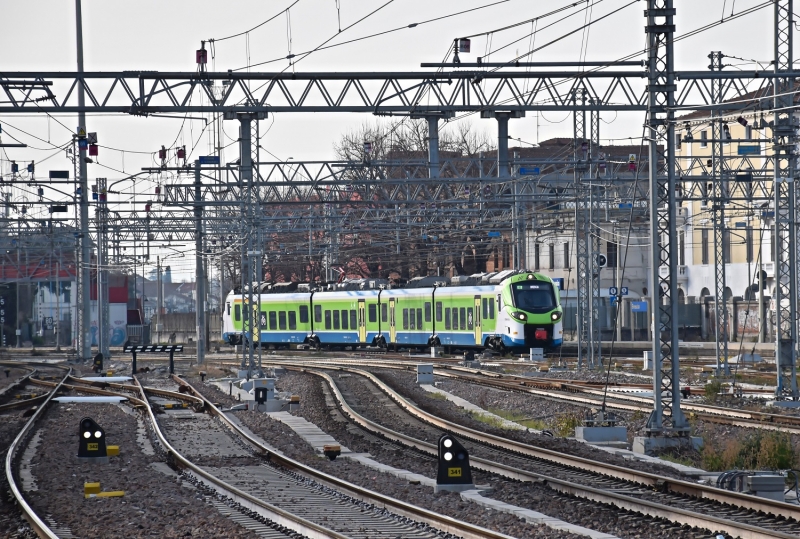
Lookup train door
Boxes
[389,298,397,343]
[473,295,482,346]
[357,299,367,342]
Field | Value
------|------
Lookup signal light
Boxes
[158,145,167,160]
[737,116,748,127]
[596,254,607,268]
[89,144,98,156]
[177,146,186,160]
[435,434,473,493]
[78,417,108,462]
[11,162,18,173]
[27,162,34,173]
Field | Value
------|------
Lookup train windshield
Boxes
[512,283,556,313]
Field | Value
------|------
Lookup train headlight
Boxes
[511,311,527,321]
[551,311,562,321]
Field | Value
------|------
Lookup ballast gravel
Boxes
[19,400,260,539]
[187,370,707,539]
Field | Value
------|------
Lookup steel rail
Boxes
[434,367,800,435]
[291,366,799,539]
[274,362,800,523]
[134,377,355,539]
[169,375,521,539]
[4,370,71,539]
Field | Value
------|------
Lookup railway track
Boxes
[139,373,527,539]
[4,370,72,539]
[268,362,800,539]
[244,356,800,435]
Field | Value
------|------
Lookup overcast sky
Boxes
[0,0,782,277]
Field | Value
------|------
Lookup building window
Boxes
[701,228,709,265]
[607,241,617,269]
[534,243,540,270]
[548,244,555,270]
[563,242,570,269]
[678,231,685,266]
[700,130,708,148]
[746,227,754,263]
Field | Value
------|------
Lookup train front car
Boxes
[497,273,563,351]
[222,290,244,345]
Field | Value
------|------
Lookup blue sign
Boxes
[78,139,88,149]
[552,278,564,290]
[610,296,617,306]
[519,167,540,176]
[609,286,618,296]
[199,155,220,165]
[618,203,633,209]
[737,145,760,156]
[488,231,501,238]
[621,286,629,296]
[631,301,648,313]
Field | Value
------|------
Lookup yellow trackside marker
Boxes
[87,443,98,451]
[84,482,101,495]
[107,445,119,456]
[447,467,462,477]
[85,491,125,499]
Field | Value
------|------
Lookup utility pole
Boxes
[194,160,206,365]
[75,0,92,362]
[156,256,162,337]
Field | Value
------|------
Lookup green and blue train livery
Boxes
[222,272,563,353]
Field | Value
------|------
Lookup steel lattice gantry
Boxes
[2,3,799,420]
[773,0,799,399]
[645,0,690,437]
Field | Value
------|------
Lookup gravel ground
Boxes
[19,398,260,539]
[185,368,707,539]
[186,372,588,539]
[0,367,30,392]
[1,411,36,539]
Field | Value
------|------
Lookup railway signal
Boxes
[77,417,108,463]
[435,434,473,492]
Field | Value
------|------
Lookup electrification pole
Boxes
[195,160,206,365]
[75,0,92,362]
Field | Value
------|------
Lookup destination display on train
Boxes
[515,284,545,290]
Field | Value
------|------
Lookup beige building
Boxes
[675,94,775,307]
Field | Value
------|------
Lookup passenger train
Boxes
[222,270,563,353]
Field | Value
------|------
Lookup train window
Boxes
[482,298,488,319]
[368,304,377,323]
[259,311,267,327]
[436,302,442,322]
[299,305,309,324]
[315,305,323,324]
[269,311,277,330]
[324,310,332,330]
[226,303,231,315]
[452,308,459,330]
[234,304,241,322]
[341,310,348,330]
[333,310,341,330]
[445,308,451,330]
[489,297,495,319]
[278,311,287,330]
[350,310,357,329]
[459,307,466,330]
[403,309,409,330]
[381,303,388,323]
[409,308,415,329]
[424,302,431,322]
[288,311,297,330]
[467,308,473,330]
[417,308,423,330]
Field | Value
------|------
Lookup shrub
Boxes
[552,412,582,437]
[701,431,797,471]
